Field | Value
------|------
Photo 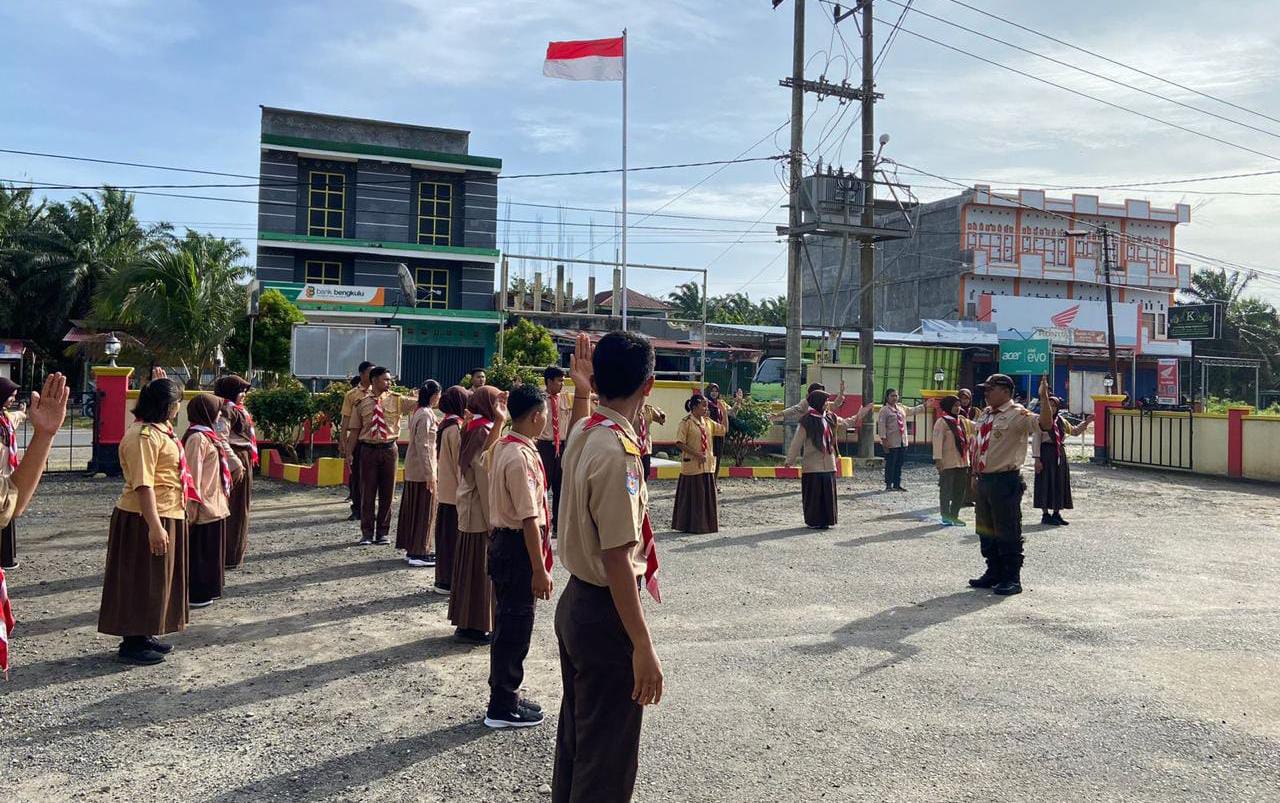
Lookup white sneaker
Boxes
[406,557,430,567]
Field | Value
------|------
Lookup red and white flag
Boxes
[544,37,625,81]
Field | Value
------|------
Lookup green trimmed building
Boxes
[255,106,503,386]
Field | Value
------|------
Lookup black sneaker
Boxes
[1,561,18,570]
[518,697,543,713]
[373,535,391,545]
[145,636,174,655]
[484,706,545,729]
[993,580,1023,596]
[1051,513,1070,526]
[893,485,908,492]
[1041,513,1054,525]
[455,628,491,645]
[347,511,359,521]
[189,599,214,609]
[423,553,437,566]
[357,537,374,546]
[119,643,165,666]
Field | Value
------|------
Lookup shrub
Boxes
[245,382,314,462]
[464,355,541,391]
[725,397,773,467]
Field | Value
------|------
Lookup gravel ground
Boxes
[2,460,1278,802]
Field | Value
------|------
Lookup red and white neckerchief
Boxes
[234,403,259,465]
[1052,415,1066,463]
[371,395,390,441]
[501,434,553,572]
[188,425,233,498]
[893,404,907,441]
[466,415,492,435]
[550,393,563,457]
[583,412,661,602]
[150,424,202,506]
[636,411,650,456]
[441,413,462,429]
[808,409,835,454]
[694,416,709,458]
[0,566,14,679]
[973,411,996,474]
[941,414,969,463]
[0,413,17,472]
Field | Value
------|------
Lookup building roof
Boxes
[574,288,672,312]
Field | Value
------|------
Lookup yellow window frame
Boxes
[417,181,452,246]
[414,267,449,308]
[304,260,343,286]
[308,170,345,238]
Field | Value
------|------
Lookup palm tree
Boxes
[1182,267,1280,396]
[97,231,250,387]
[667,281,703,319]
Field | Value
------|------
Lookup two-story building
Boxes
[254,106,503,387]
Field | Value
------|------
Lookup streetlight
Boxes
[934,368,945,388]
[104,333,122,368]
[1103,375,1115,392]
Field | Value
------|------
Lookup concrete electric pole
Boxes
[856,0,877,457]
[1100,225,1121,393]
[783,0,807,417]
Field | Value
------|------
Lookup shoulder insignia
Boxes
[618,430,642,456]
[139,426,152,438]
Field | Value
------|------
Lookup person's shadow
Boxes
[795,590,1006,677]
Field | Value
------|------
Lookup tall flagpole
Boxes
[621,28,629,331]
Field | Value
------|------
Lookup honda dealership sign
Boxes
[980,295,1138,348]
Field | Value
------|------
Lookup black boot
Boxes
[1051,512,1069,526]
[968,559,999,589]
[1041,512,1053,525]
[993,557,1023,596]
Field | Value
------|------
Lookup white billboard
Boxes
[981,295,1138,347]
[290,324,402,380]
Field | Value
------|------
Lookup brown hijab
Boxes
[182,393,223,444]
[801,389,835,451]
[437,385,470,448]
[458,385,502,473]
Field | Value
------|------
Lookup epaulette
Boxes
[609,426,642,457]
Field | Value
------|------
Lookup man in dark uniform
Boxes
[340,361,374,520]
[969,373,1054,596]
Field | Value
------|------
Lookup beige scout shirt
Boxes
[558,405,648,587]
[117,422,186,520]
[436,424,462,506]
[348,391,412,446]
[456,440,494,534]
[0,475,15,528]
[975,401,1044,474]
[340,385,367,423]
[403,407,439,484]
[537,391,573,446]
[488,431,546,531]
[0,410,21,480]
[932,417,973,471]
[637,403,665,454]
[785,414,850,473]
[676,415,726,476]
[877,403,924,449]
[184,434,240,523]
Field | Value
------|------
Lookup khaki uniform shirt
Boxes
[348,391,411,446]
[537,391,573,445]
[0,410,21,480]
[976,401,1044,474]
[403,408,439,484]
[878,403,924,449]
[117,422,186,519]
[184,434,238,523]
[932,417,973,471]
[677,415,725,476]
[340,385,367,423]
[785,415,849,473]
[558,406,648,586]
[489,431,546,531]
[0,475,14,528]
[637,403,665,454]
[456,438,494,534]
[437,424,462,505]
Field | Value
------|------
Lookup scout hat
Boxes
[979,373,1016,391]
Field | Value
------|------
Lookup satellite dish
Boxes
[396,263,418,308]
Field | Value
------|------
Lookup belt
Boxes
[360,441,397,448]
[979,469,1020,478]
[492,526,523,537]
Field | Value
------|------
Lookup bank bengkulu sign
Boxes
[999,338,1052,375]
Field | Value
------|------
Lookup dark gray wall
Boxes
[262,107,468,154]
[355,161,412,242]
[258,150,297,235]
[463,177,498,250]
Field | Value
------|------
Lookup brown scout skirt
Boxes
[224,444,253,568]
[189,519,226,605]
[395,480,436,554]
[801,470,838,528]
[449,529,493,632]
[1033,441,1074,511]
[434,502,458,589]
[672,473,719,534]
[98,508,189,637]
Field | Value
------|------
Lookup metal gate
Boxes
[400,345,485,390]
[14,390,95,473]
[1107,407,1194,471]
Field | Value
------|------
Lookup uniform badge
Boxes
[625,468,640,496]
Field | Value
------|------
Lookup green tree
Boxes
[1182,269,1280,396]
[226,288,306,385]
[96,231,250,387]
[667,281,703,319]
[502,317,559,368]
[725,397,773,466]
[477,354,542,390]
[245,380,314,462]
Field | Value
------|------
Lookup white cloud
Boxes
[5,0,203,55]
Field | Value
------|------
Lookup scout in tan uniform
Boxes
[932,395,974,527]
[451,384,506,644]
[344,367,414,546]
[0,378,23,569]
[671,394,725,534]
[634,401,666,480]
[877,388,926,492]
[340,361,374,520]
[783,390,852,529]
[182,394,243,608]
[1033,395,1090,526]
[969,373,1055,596]
[771,381,844,423]
[536,366,573,536]
[553,331,663,803]
[213,374,257,569]
[433,385,469,594]
[98,376,193,665]
[484,383,553,729]
[396,380,441,566]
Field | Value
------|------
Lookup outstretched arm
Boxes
[7,373,70,520]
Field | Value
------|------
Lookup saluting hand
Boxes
[568,331,594,394]
[29,372,70,436]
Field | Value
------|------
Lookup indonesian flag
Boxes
[544,37,625,81]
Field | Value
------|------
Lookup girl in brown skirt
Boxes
[672,394,725,534]
[704,383,732,477]
[433,385,468,595]
[451,384,506,644]
[1034,396,1090,526]
[397,380,441,567]
[784,390,850,529]
[182,394,243,608]
[213,375,257,569]
[98,376,194,666]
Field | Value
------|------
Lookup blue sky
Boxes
[3,0,1279,305]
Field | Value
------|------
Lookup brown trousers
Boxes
[553,576,643,803]
[359,442,397,537]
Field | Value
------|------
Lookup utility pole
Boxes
[856,0,877,457]
[1100,225,1121,394]
[783,0,806,417]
